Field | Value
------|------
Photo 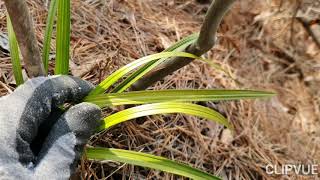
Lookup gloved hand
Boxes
[0,75,102,180]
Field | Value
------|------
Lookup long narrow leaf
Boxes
[99,102,231,130]
[112,33,198,93]
[89,52,202,95]
[42,0,58,73]
[7,14,24,85]
[55,0,70,74]
[85,89,275,108]
[86,148,220,180]
[164,33,199,52]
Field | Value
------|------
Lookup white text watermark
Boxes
[266,164,319,175]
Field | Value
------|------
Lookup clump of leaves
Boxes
[6,0,274,179]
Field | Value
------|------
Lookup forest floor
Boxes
[0,0,319,179]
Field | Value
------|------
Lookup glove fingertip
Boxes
[64,102,102,138]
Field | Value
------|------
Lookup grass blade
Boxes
[111,33,198,93]
[55,0,70,74]
[99,102,231,130]
[42,0,58,73]
[86,148,220,180]
[84,89,275,108]
[7,14,24,85]
[89,52,202,95]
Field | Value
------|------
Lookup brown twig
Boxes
[290,0,301,46]
[297,17,320,48]
[131,0,236,90]
[4,0,45,77]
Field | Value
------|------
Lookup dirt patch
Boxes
[0,0,319,179]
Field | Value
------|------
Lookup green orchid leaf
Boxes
[42,0,58,73]
[111,34,198,93]
[55,0,70,74]
[86,147,221,180]
[99,102,231,130]
[7,14,24,86]
[84,89,275,108]
[89,52,202,95]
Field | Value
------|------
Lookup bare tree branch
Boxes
[4,0,45,77]
[131,0,236,90]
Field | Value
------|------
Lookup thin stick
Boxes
[0,81,13,94]
[131,0,236,90]
[297,17,320,48]
[4,0,46,77]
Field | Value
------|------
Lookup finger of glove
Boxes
[34,102,101,179]
[8,75,94,165]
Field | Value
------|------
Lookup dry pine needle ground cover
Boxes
[0,0,319,179]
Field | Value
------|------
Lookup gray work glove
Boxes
[0,76,101,180]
